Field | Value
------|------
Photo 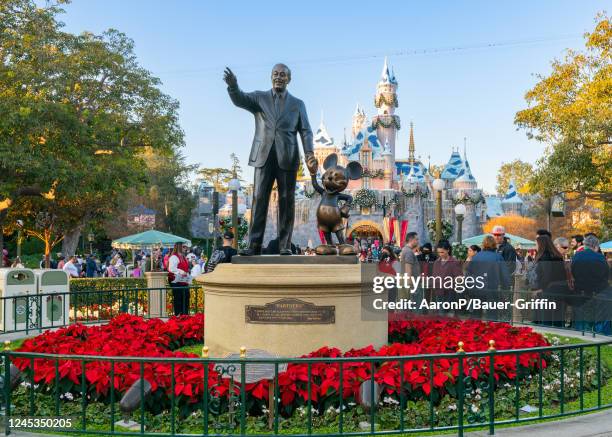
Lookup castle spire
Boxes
[381,56,390,81]
[409,122,415,165]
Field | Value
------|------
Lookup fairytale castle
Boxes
[260,58,493,248]
[192,58,527,247]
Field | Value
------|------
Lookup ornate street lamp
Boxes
[454,203,466,244]
[228,171,241,250]
[432,177,445,246]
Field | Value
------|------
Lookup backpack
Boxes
[205,249,226,273]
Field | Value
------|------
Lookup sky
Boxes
[55,0,605,193]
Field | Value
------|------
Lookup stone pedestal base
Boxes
[198,259,387,357]
[144,272,168,318]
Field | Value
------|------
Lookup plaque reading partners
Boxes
[245,298,335,324]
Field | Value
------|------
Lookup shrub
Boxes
[70,278,147,292]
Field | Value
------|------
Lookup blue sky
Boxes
[56,0,605,193]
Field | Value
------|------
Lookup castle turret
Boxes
[452,143,481,240]
[352,103,367,138]
[371,57,400,157]
[501,180,524,215]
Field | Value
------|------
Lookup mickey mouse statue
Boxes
[310,153,362,255]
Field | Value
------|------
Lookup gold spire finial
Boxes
[408,122,415,165]
[488,340,496,352]
[457,341,465,353]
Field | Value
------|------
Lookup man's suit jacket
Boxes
[228,87,313,171]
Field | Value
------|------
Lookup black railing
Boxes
[1,340,611,436]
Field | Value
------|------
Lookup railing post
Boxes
[488,340,496,435]
[240,346,246,435]
[457,341,465,437]
[3,341,11,435]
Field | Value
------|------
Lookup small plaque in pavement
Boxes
[218,349,288,384]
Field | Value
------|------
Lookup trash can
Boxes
[0,268,37,332]
[34,269,70,328]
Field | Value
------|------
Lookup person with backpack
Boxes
[167,243,191,316]
[205,231,238,273]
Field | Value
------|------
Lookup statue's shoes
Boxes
[280,249,292,255]
[239,247,261,256]
[315,244,337,256]
[338,244,356,256]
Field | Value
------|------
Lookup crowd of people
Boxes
[1,227,609,326]
[374,225,610,333]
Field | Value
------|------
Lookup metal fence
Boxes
[1,340,611,436]
[0,286,204,335]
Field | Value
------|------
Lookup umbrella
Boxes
[111,230,191,250]
[601,241,612,253]
[462,232,536,249]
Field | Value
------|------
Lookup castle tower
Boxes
[382,138,393,190]
[352,103,367,138]
[452,142,481,240]
[359,135,372,189]
[371,57,400,157]
[402,164,427,240]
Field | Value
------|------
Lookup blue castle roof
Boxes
[502,180,523,204]
[441,150,464,180]
[341,125,382,160]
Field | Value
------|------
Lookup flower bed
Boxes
[13,315,553,418]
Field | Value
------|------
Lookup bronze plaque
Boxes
[245,298,335,324]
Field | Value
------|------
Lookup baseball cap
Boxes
[491,225,505,236]
[223,230,235,239]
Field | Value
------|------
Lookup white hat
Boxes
[491,225,506,236]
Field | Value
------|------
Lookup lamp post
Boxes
[228,171,241,250]
[432,178,445,246]
[454,203,466,244]
[16,220,24,258]
[87,232,95,255]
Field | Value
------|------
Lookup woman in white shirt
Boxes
[167,243,191,315]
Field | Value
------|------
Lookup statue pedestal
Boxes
[198,256,388,357]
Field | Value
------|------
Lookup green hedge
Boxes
[70,278,147,292]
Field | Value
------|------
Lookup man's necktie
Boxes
[274,93,280,115]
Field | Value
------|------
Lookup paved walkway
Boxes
[448,409,612,436]
[3,409,612,436]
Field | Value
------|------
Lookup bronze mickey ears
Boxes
[323,153,338,170]
[346,161,363,180]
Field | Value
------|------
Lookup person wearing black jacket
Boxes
[491,225,517,281]
[534,234,569,326]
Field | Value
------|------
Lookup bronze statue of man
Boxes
[224,64,318,255]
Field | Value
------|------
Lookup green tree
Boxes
[0,0,186,259]
[495,159,534,196]
[198,168,233,191]
[515,13,612,203]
